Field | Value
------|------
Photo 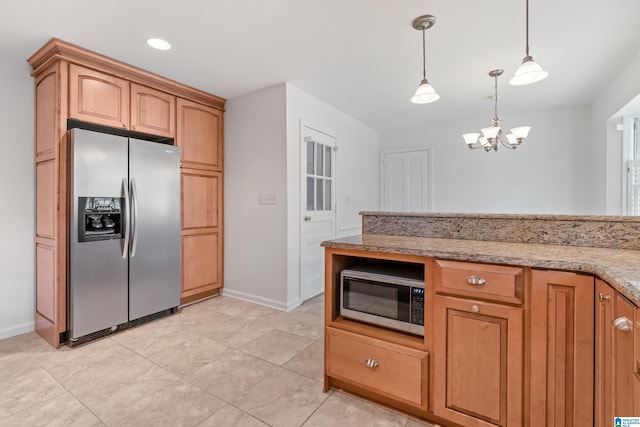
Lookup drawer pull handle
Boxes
[612,316,633,332]
[365,358,379,368]
[466,276,486,286]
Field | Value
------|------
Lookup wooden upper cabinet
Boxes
[69,64,129,129]
[130,83,175,138]
[176,98,223,171]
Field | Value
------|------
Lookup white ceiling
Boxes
[4,0,640,131]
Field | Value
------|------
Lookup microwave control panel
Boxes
[410,287,425,326]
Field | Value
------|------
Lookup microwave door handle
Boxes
[130,178,139,258]
[121,177,130,259]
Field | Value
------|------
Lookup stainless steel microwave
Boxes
[340,263,425,336]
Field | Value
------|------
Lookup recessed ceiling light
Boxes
[146,38,171,51]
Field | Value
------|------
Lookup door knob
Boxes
[304,216,312,222]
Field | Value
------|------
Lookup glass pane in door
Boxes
[307,141,314,175]
[325,146,332,177]
[316,178,323,210]
[317,144,324,177]
[325,179,332,210]
[307,177,315,211]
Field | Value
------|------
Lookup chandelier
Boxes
[410,15,440,104]
[462,69,531,152]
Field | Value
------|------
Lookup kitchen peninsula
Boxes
[322,212,640,427]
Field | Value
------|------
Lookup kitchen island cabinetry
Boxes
[323,248,432,417]
[595,279,639,425]
[432,261,524,427]
[529,270,594,427]
[323,243,612,426]
[28,38,226,347]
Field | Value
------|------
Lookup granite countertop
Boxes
[322,234,640,305]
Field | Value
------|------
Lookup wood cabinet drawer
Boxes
[326,327,428,408]
[435,260,524,304]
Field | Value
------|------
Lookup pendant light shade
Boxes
[509,0,548,86]
[411,78,440,104]
[410,15,439,104]
[509,56,548,86]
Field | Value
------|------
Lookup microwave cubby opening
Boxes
[328,254,426,320]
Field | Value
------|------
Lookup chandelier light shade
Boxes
[411,15,439,104]
[509,0,548,86]
[463,69,532,152]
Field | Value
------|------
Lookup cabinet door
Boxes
[530,270,594,427]
[130,83,175,137]
[69,64,129,129]
[176,98,223,171]
[595,279,614,427]
[636,307,640,416]
[596,279,636,423]
[181,232,222,299]
[433,295,523,427]
[181,170,221,230]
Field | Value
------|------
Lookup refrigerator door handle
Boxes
[131,177,140,257]
[122,177,130,259]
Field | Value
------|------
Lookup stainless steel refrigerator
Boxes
[69,128,181,341]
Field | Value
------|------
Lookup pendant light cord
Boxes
[494,74,499,122]
[525,0,530,57]
[421,28,426,80]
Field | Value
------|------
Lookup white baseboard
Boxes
[0,321,34,340]
[221,288,302,312]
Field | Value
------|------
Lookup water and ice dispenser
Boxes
[77,197,123,242]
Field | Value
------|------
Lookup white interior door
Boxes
[300,125,336,302]
[382,148,431,211]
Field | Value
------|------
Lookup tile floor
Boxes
[0,294,434,427]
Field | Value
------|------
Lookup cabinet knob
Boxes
[471,305,480,313]
[599,293,611,303]
[365,358,379,368]
[466,276,486,286]
[122,122,127,128]
[612,316,633,332]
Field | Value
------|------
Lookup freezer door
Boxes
[128,139,181,320]
[69,129,129,339]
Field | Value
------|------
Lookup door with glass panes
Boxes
[300,125,336,301]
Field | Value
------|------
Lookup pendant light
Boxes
[509,0,548,86]
[411,15,440,104]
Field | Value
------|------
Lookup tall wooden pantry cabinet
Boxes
[28,38,226,347]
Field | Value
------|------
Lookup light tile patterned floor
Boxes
[0,295,434,426]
